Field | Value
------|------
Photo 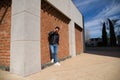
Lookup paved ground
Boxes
[0,51,120,80]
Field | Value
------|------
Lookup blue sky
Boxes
[72,0,120,39]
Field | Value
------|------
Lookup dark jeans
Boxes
[49,44,58,63]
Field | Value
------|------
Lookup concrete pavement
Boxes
[0,53,120,80]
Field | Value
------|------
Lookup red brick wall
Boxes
[0,7,11,66]
[0,1,83,67]
[41,1,70,64]
[75,24,83,54]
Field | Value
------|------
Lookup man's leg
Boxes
[50,45,54,62]
[54,44,60,65]
[54,44,58,63]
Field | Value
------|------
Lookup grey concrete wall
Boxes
[10,0,41,76]
[69,21,76,57]
[47,0,83,28]
[10,0,83,76]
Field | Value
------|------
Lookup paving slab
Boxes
[0,53,120,80]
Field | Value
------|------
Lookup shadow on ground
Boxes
[85,47,120,58]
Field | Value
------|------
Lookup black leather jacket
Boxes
[48,31,59,45]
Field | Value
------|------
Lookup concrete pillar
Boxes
[69,20,76,57]
[10,0,41,76]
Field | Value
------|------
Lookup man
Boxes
[48,26,61,66]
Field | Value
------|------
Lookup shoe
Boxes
[54,62,61,66]
[51,59,54,63]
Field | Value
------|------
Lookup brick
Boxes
[0,7,11,66]
[75,24,83,54]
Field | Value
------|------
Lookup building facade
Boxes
[0,0,83,76]
[86,38,102,47]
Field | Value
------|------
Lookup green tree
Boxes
[102,22,107,46]
[107,18,117,46]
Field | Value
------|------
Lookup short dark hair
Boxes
[55,26,60,30]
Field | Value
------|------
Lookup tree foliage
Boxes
[102,22,107,46]
[107,18,117,46]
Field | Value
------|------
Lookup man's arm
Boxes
[48,31,54,42]
[48,31,54,36]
